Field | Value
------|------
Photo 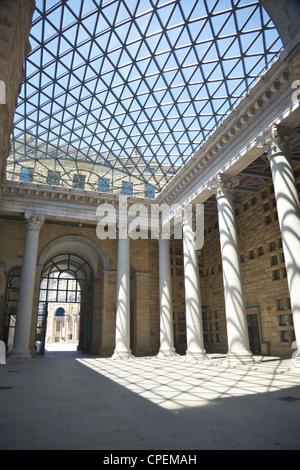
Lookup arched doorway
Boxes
[35,254,94,354]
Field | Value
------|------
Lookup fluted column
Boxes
[182,213,206,359]
[260,125,300,369]
[158,239,177,357]
[112,237,133,359]
[11,211,44,358]
[214,174,254,365]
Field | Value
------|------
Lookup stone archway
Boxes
[37,234,108,274]
[36,235,107,354]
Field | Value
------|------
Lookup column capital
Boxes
[24,211,44,231]
[212,173,239,199]
[256,124,299,160]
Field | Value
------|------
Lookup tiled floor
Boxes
[0,344,299,450]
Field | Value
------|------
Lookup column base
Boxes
[9,348,32,359]
[157,347,178,358]
[291,349,300,372]
[185,349,207,360]
[112,349,134,360]
[226,351,254,366]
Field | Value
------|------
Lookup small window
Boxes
[273,269,280,280]
[98,177,110,192]
[281,331,289,342]
[265,214,272,225]
[277,299,285,310]
[47,170,60,185]
[20,167,34,182]
[269,241,276,252]
[279,315,287,326]
[178,312,185,321]
[271,255,278,266]
[145,185,155,199]
[122,181,133,195]
[258,246,264,256]
[249,250,255,260]
[73,174,85,189]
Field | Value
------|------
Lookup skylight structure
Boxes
[7,0,283,198]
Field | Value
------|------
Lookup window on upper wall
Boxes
[279,315,287,326]
[122,181,133,195]
[273,269,280,280]
[258,246,264,256]
[277,299,285,310]
[47,170,60,185]
[73,174,85,189]
[20,167,34,182]
[144,184,155,199]
[281,331,289,342]
[98,177,110,192]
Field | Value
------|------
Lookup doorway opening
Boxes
[35,254,94,354]
[247,312,261,354]
[1,267,21,352]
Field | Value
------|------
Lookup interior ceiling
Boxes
[7,0,283,197]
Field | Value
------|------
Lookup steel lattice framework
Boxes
[7,0,283,198]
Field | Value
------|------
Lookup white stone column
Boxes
[112,237,133,359]
[182,214,206,359]
[261,125,300,369]
[214,174,254,365]
[158,239,177,357]
[11,211,44,358]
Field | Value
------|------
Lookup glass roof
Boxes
[7,0,283,198]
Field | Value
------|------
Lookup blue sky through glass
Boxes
[8,0,283,196]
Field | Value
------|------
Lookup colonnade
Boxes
[8,124,300,368]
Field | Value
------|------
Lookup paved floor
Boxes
[0,343,300,450]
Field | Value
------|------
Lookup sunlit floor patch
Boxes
[77,355,299,411]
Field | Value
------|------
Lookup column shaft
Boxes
[265,126,300,367]
[158,239,176,357]
[112,237,132,359]
[183,218,206,359]
[215,175,253,364]
[11,212,44,358]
